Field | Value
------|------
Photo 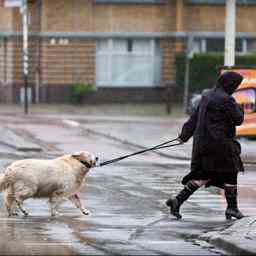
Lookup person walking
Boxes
[166,71,245,220]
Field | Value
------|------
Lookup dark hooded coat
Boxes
[179,72,244,188]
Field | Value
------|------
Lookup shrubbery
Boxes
[70,83,96,104]
[175,53,256,94]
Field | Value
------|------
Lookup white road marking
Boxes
[62,119,80,127]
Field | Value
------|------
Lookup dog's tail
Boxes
[0,173,8,191]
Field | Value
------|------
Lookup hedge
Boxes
[175,53,256,94]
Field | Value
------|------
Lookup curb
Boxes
[63,118,256,165]
[78,125,256,165]
[0,127,42,152]
[200,217,256,255]
[81,126,190,162]
[209,235,256,256]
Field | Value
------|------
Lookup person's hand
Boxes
[177,137,184,144]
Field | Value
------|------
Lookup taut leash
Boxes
[98,138,182,167]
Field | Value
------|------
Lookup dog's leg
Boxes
[14,185,35,217]
[49,199,61,217]
[4,188,18,217]
[49,193,64,217]
[69,194,90,215]
[15,198,28,216]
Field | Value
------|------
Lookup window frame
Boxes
[186,0,256,5]
[193,38,256,54]
[96,38,161,87]
[94,0,166,4]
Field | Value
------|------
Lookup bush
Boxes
[70,83,96,104]
[175,53,256,94]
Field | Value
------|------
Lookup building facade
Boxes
[0,0,256,103]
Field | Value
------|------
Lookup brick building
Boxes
[0,0,256,103]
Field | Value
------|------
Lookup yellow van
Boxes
[223,67,256,137]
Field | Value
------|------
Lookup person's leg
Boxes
[224,182,244,220]
[166,179,209,219]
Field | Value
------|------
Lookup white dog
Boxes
[0,151,97,217]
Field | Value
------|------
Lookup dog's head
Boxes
[72,151,98,168]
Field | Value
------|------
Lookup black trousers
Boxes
[182,171,238,188]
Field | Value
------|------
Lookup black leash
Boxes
[98,138,182,167]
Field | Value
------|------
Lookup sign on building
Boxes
[4,0,22,7]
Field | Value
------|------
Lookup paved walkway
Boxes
[57,114,255,164]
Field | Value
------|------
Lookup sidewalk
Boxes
[65,114,256,164]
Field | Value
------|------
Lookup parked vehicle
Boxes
[233,86,256,138]
[222,67,256,138]
[189,68,256,138]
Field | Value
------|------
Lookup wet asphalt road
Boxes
[0,158,229,255]
[0,116,246,255]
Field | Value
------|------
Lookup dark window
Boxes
[94,0,166,4]
[206,39,224,52]
[236,39,243,52]
[187,0,225,4]
[187,0,256,4]
[206,39,243,53]
[127,39,133,52]
[247,39,256,53]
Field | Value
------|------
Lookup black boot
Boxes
[166,181,199,219]
[224,185,244,220]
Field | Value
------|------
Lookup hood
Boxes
[216,71,243,95]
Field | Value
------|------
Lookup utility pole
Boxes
[224,0,236,67]
[21,0,29,114]
[183,35,194,113]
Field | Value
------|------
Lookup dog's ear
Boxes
[72,152,82,160]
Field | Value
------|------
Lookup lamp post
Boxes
[21,0,29,114]
[183,35,194,113]
[224,0,236,67]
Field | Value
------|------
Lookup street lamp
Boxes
[21,0,29,114]
[183,35,194,113]
[4,0,29,113]
[224,0,236,67]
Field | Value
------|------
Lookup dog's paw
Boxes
[23,211,29,217]
[8,212,19,217]
[51,212,57,217]
[51,210,63,217]
[82,209,90,215]
[51,211,57,217]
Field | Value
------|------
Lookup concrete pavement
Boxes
[0,112,255,254]
[64,114,256,164]
[200,217,256,255]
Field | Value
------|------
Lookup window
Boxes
[194,38,204,53]
[206,39,242,53]
[247,39,256,53]
[94,0,166,4]
[187,0,256,5]
[127,39,133,52]
[206,39,224,52]
[233,89,256,114]
[187,0,226,4]
[96,39,162,87]
[193,38,243,53]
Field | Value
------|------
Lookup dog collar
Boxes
[79,160,92,169]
